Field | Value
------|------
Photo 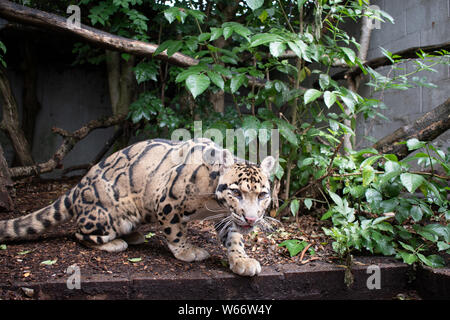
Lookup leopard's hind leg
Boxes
[74,207,129,252]
[75,233,128,252]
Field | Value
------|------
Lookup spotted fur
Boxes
[0,138,275,276]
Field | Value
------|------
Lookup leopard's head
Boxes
[215,152,276,233]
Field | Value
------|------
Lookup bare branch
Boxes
[9,114,127,178]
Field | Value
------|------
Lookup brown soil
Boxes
[0,176,335,299]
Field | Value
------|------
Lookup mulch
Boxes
[0,176,335,299]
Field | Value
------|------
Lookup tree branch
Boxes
[9,113,127,178]
[0,0,197,67]
[0,0,276,90]
[333,41,450,81]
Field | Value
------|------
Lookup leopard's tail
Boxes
[0,189,75,241]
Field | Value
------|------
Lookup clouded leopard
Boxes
[0,138,276,276]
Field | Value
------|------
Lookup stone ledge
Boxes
[1,256,432,300]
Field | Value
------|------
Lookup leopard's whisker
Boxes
[201,212,228,221]
[204,202,228,213]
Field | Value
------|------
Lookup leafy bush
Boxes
[321,140,449,267]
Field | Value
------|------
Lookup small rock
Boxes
[21,287,34,298]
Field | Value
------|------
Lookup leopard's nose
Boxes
[244,216,257,225]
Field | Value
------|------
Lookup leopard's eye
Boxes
[258,192,268,200]
[230,189,242,198]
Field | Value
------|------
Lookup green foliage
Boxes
[0,41,6,67]
[321,140,449,267]
[279,239,314,257]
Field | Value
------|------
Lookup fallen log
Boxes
[372,98,450,159]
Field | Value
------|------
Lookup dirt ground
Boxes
[0,176,337,299]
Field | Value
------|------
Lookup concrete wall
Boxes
[356,0,450,151]
[0,55,114,178]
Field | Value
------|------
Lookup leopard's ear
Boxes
[260,156,275,176]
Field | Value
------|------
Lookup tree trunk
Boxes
[0,144,14,211]
[0,67,34,166]
[20,36,41,146]
[372,98,450,159]
[105,50,135,150]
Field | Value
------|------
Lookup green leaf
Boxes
[418,253,445,268]
[245,0,264,11]
[323,91,336,108]
[220,55,238,64]
[304,198,313,210]
[210,27,223,41]
[128,257,142,263]
[321,210,333,221]
[360,155,382,169]
[145,232,155,239]
[406,138,426,151]
[290,199,300,216]
[250,34,283,47]
[423,224,449,242]
[166,40,183,57]
[230,74,247,93]
[425,255,445,268]
[134,62,158,83]
[198,32,211,42]
[278,239,308,257]
[400,173,425,193]
[304,89,322,104]
[437,241,450,251]
[319,74,330,90]
[219,26,231,40]
[384,160,401,174]
[269,42,286,58]
[410,205,423,222]
[349,185,366,199]
[398,251,418,264]
[207,71,224,90]
[399,241,416,252]
[0,244,6,250]
[362,166,376,187]
[341,47,356,64]
[185,74,210,98]
[273,119,298,146]
[153,40,172,56]
[233,24,251,41]
[18,249,33,255]
[365,188,382,204]
[328,191,343,207]
[40,259,57,266]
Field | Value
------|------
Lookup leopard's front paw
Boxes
[169,243,210,262]
[229,257,261,276]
